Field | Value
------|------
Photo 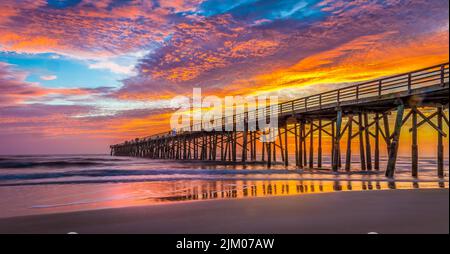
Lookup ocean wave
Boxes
[0,168,387,182]
[1,175,447,187]
[0,155,447,188]
[0,160,108,169]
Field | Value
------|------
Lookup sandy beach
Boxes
[0,189,447,234]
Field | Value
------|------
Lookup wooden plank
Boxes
[358,113,366,171]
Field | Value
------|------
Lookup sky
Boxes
[0,0,448,155]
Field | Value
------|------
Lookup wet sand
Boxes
[0,189,448,234]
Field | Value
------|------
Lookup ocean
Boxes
[0,154,448,218]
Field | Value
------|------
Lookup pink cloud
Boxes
[117,0,449,101]
[0,0,187,58]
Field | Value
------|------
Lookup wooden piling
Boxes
[374,113,380,171]
[358,113,366,171]
[331,120,335,165]
[437,106,444,178]
[261,132,265,162]
[232,131,237,162]
[284,122,289,166]
[294,123,299,167]
[252,132,257,161]
[248,132,252,161]
[383,112,391,152]
[345,115,353,171]
[220,134,224,161]
[302,122,307,167]
[242,120,248,163]
[411,108,418,177]
[332,110,342,171]
[385,104,405,178]
[318,118,322,168]
[278,128,284,163]
[364,113,372,171]
[309,120,314,169]
[267,142,272,168]
[272,141,277,163]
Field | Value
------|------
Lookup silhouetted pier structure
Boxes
[111,63,449,178]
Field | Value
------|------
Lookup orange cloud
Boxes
[223,30,449,97]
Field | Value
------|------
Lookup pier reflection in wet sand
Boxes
[153,180,448,202]
[1,178,446,218]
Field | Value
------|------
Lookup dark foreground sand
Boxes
[0,189,448,234]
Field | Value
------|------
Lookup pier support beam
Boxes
[220,134,224,161]
[309,120,314,169]
[345,115,353,171]
[302,122,307,167]
[299,122,304,168]
[284,122,289,166]
[437,106,444,178]
[242,119,248,163]
[383,112,391,153]
[232,132,237,162]
[411,108,418,177]
[331,120,334,166]
[386,104,405,178]
[358,113,366,171]
[364,113,372,171]
[374,113,380,171]
[253,132,257,161]
[318,118,322,168]
[294,123,299,167]
[332,110,342,172]
[261,134,265,162]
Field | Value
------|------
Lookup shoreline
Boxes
[0,188,448,234]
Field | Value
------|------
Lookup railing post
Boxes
[319,94,322,109]
[441,64,445,86]
[337,90,340,105]
[291,101,294,115]
[378,80,382,97]
[305,98,308,111]
[407,73,412,93]
[356,85,359,101]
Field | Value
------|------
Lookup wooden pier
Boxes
[111,63,449,178]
